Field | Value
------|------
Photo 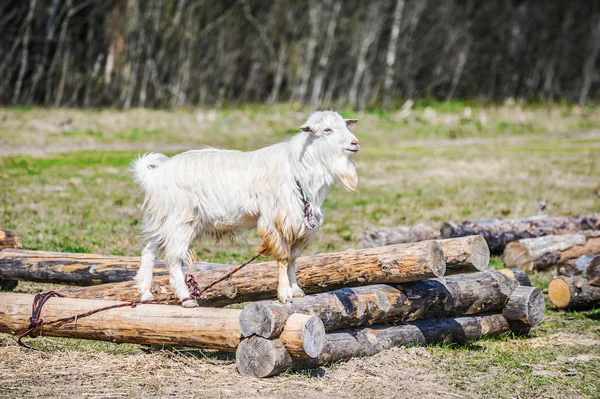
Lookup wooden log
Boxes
[502,286,544,328]
[0,293,242,351]
[0,229,22,292]
[0,249,230,285]
[548,276,600,310]
[497,268,532,287]
[441,214,600,254]
[278,314,325,358]
[236,337,292,378]
[503,232,600,271]
[358,224,440,248]
[61,241,446,306]
[0,229,22,250]
[436,236,490,274]
[236,313,513,377]
[557,255,599,277]
[587,256,600,286]
[239,270,519,339]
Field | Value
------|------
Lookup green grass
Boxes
[1,103,600,397]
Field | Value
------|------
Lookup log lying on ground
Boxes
[0,229,22,292]
[237,284,545,377]
[437,236,489,274]
[497,268,532,286]
[358,224,440,248]
[557,255,599,277]
[0,293,242,351]
[237,313,513,377]
[441,214,600,254]
[548,276,600,310]
[503,232,600,271]
[61,241,446,306]
[277,314,325,358]
[240,270,519,339]
[587,257,600,286]
[0,249,230,285]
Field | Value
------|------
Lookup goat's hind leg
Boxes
[163,228,198,308]
[288,259,305,298]
[135,240,159,301]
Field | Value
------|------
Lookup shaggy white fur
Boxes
[131,111,360,306]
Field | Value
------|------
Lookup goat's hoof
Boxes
[292,286,305,298]
[181,299,199,308]
[277,287,293,304]
[140,292,154,301]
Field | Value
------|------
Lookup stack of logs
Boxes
[0,230,544,378]
[548,256,600,310]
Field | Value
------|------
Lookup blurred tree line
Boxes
[2,0,600,109]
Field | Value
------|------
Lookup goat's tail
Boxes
[131,152,169,192]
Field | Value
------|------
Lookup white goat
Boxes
[131,111,360,307]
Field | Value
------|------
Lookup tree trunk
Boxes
[548,276,600,310]
[503,233,600,271]
[0,293,241,351]
[441,214,600,254]
[0,249,228,285]
[382,0,406,106]
[358,224,440,248]
[237,313,514,377]
[239,270,519,339]
[557,255,599,277]
[61,241,446,305]
[587,257,600,286]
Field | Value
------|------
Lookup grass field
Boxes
[1,103,599,398]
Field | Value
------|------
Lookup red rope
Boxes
[17,253,261,350]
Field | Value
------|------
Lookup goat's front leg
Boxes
[277,260,293,304]
[288,259,305,298]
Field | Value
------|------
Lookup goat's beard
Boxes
[333,157,358,192]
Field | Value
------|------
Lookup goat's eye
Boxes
[324,128,333,134]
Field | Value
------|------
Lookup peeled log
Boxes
[278,314,325,358]
[437,236,490,274]
[503,233,600,271]
[441,214,600,254]
[0,293,241,351]
[557,255,599,277]
[548,276,600,310]
[62,241,446,306]
[236,313,513,377]
[587,257,600,286]
[239,270,519,339]
[358,224,440,248]
[0,249,229,285]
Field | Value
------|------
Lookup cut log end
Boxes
[279,313,325,358]
[236,337,292,378]
[470,235,491,271]
[548,278,573,309]
[588,257,600,286]
[426,241,446,278]
[239,302,279,338]
[503,241,533,271]
[497,268,532,286]
[502,286,544,327]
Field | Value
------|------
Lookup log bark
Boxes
[503,233,600,271]
[236,313,513,377]
[441,214,600,254]
[497,268,532,286]
[278,313,325,358]
[0,249,229,285]
[502,286,544,328]
[557,255,599,277]
[0,229,22,250]
[548,276,600,310]
[437,236,490,274]
[61,241,446,306]
[587,256,600,286]
[239,270,519,339]
[358,224,440,248]
[0,293,241,351]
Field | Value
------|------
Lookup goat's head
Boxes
[299,111,360,191]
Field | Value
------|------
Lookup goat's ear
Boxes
[345,119,358,127]
[299,124,314,133]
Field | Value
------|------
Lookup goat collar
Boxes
[295,179,318,230]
